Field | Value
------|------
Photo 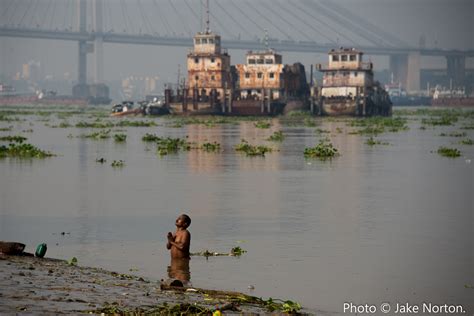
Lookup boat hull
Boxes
[321,99,358,116]
[431,97,474,107]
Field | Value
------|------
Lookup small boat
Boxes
[110,101,142,117]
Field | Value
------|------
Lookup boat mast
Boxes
[205,0,210,33]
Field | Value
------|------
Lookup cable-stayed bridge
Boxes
[0,0,472,92]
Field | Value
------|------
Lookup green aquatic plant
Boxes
[0,143,54,158]
[156,137,192,155]
[230,246,247,256]
[421,116,458,126]
[116,120,157,127]
[255,120,271,129]
[365,136,389,146]
[113,133,127,142]
[67,257,78,266]
[315,128,330,134]
[96,158,106,163]
[201,142,221,152]
[0,126,12,131]
[304,139,339,159]
[437,146,461,158]
[142,133,161,142]
[459,138,473,145]
[235,140,273,156]
[350,116,408,134]
[267,131,285,141]
[0,135,27,143]
[287,110,312,117]
[111,160,125,167]
[303,117,317,127]
[439,131,466,137]
[75,121,114,128]
[79,130,111,139]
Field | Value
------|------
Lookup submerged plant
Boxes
[437,146,461,158]
[304,139,339,159]
[267,131,284,142]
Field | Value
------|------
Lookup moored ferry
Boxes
[316,48,392,116]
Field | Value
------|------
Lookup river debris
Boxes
[191,246,247,257]
[0,254,306,315]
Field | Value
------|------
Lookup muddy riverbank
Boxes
[0,254,305,314]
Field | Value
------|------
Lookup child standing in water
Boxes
[167,214,191,259]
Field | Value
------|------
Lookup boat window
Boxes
[209,38,214,44]
[265,59,273,64]
[202,38,208,44]
[341,55,348,61]
[257,59,264,64]
[257,73,263,79]
[211,58,215,63]
[245,73,250,78]
[354,72,358,77]
[350,55,356,61]
[248,59,256,64]
[343,71,349,76]
[211,75,215,81]
[195,38,201,45]
[215,38,220,45]
[194,58,199,63]
[332,55,339,61]
[269,73,275,79]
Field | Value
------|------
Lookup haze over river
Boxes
[1,107,472,315]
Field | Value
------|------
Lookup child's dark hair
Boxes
[181,214,191,226]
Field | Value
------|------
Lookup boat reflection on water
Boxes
[167,257,191,286]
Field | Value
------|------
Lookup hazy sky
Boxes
[0,0,473,84]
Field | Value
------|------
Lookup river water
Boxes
[1,107,473,315]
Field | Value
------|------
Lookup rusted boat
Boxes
[316,48,392,116]
[164,28,232,115]
[232,50,308,115]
